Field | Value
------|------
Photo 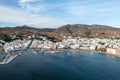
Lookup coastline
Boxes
[0,48,120,65]
[0,48,120,58]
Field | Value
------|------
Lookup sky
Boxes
[0,0,120,28]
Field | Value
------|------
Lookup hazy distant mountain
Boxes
[0,24,120,40]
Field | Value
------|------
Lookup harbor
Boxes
[0,51,120,80]
[0,35,120,64]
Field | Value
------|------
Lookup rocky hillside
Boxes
[0,24,120,41]
[52,24,120,39]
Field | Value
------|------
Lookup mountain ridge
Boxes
[0,24,120,40]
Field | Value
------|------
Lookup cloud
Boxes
[0,4,65,28]
[18,0,36,3]
[17,0,120,28]
[18,0,89,16]
[18,0,46,13]
[1,0,120,28]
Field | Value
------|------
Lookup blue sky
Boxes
[0,0,120,28]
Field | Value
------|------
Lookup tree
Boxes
[4,35,12,42]
[84,30,91,37]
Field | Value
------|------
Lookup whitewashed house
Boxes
[107,48,120,55]
[55,42,65,49]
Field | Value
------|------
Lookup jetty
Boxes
[0,36,34,64]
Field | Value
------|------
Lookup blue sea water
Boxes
[0,50,120,80]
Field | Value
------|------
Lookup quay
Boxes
[0,36,34,64]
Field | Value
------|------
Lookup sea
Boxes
[0,50,120,80]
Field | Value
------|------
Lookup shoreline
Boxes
[0,48,120,58]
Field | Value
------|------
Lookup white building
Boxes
[90,45,97,50]
[107,48,120,55]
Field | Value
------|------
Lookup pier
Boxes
[0,36,34,64]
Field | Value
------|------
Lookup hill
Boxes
[0,24,120,41]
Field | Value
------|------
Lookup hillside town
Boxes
[0,35,120,57]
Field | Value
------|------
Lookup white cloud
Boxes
[18,0,90,16]
[18,0,46,13]
[18,0,36,3]
[1,0,120,28]
[0,5,64,28]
